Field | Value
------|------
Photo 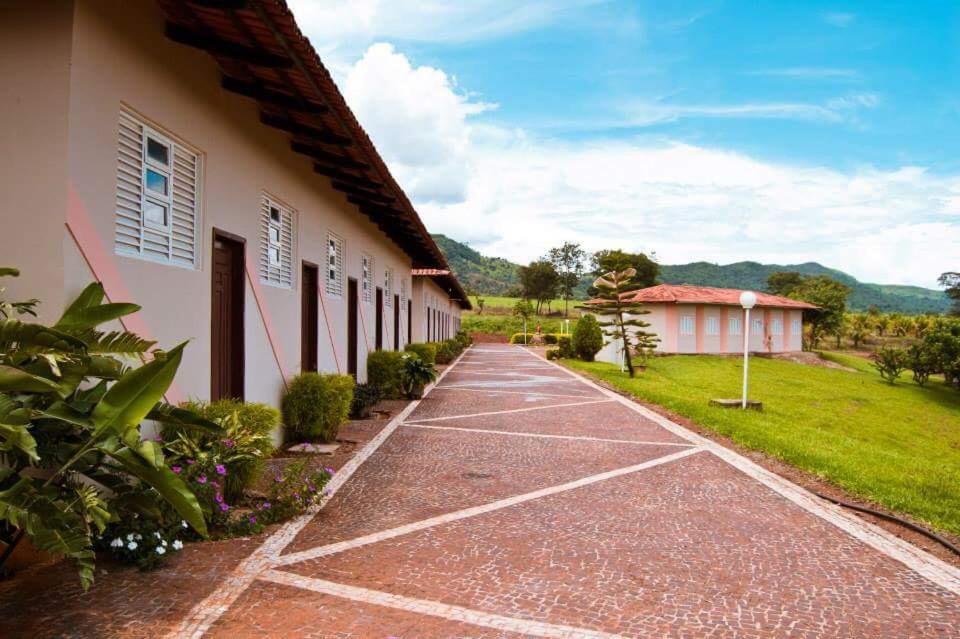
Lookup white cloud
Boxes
[320,43,953,288]
[287,0,603,71]
[619,93,879,126]
[413,135,958,287]
[746,67,859,79]
[823,12,856,27]
[342,43,495,203]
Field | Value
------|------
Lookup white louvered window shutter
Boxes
[361,254,373,303]
[115,109,200,267]
[259,195,295,288]
[384,268,393,306]
[326,233,344,297]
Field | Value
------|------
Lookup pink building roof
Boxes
[618,284,819,309]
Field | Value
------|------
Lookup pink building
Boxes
[594,284,817,362]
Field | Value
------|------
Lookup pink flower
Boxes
[215,464,227,476]
[197,475,207,484]
[187,459,195,465]
[248,515,257,525]
[219,503,230,512]
[171,465,182,474]
[324,467,335,475]
[222,438,235,448]
[215,493,224,504]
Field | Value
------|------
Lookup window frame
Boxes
[259,194,296,289]
[728,315,742,336]
[679,315,696,336]
[361,254,373,304]
[705,315,720,336]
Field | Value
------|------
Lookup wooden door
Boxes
[347,278,358,378]
[211,231,245,401]
[393,294,400,350]
[375,287,383,350]
[301,262,319,372]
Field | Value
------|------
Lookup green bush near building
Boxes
[282,372,355,442]
[405,342,437,366]
[367,350,408,398]
[572,314,603,361]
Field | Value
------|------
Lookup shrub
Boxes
[254,460,333,524]
[0,275,208,588]
[433,341,456,364]
[399,353,437,399]
[572,314,603,361]
[367,350,407,398]
[172,399,279,500]
[509,333,529,344]
[445,338,464,357]
[546,348,560,360]
[871,346,906,384]
[282,373,355,442]
[543,333,558,344]
[558,336,574,359]
[350,383,382,419]
[455,330,472,348]
[907,342,938,387]
[405,342,437,366]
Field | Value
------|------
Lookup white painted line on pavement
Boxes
[273,447,703,567]
[259,570,626,639]
[404,422,697,447]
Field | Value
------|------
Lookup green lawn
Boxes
[563,355,960,535]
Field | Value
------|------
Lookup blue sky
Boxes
[290,1,959,287]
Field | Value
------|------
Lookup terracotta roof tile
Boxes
[593,284,818,309]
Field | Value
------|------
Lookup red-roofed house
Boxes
[592,284,817,362]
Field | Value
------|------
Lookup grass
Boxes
[463,313,580,338]
[563,354,960,535]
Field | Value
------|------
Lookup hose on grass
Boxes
[814,491,960,558]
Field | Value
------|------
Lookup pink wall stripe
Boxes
[318,288,341,374]
[244,263,289,390]
[720,307,729,353]
[695,306,705,353]
[65,184,184,404]
[664,305,679,352]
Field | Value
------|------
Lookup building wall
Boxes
[595,303,804,364]
[411,277,462,344]
[0,0,75,322]
[2,1,427,413]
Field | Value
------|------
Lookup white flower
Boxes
[172,540,184,551]
[135,533,142,540]
[126,533,134,541]
[155,545,166,555]
[127,541,138,550]
[161,539,168,546]
[111,538,123,548]
[154,532,162,539]
[181,520,188,529]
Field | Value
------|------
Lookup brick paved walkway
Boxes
[5,345,960,637]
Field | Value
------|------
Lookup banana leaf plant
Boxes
[0,268,214,588]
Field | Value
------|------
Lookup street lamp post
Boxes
[739,291,757,409]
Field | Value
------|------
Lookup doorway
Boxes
[211,230,245,401]
[393,294,400,350]
[375,287,383,350]
[347,278,358,378]
[301,262,319,372]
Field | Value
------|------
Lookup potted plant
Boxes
[399,353,437,399]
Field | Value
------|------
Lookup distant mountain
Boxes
[432,235,950,314]
[432,234,520,295]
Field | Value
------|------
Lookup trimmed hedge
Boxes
[367,350,408,399]
[509,332,567,345]
[546,348,560,360]
[558,335,574,359]
[432,341,455,365]
[282,373,355,443]
[572,314,603,361]
[405,342,437,367]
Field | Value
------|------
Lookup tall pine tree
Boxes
[582,268,659,377]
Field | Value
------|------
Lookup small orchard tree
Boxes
[571,313,603,361]
[512,299,534,343]
[581,268,659,377]
[847,313,870,349]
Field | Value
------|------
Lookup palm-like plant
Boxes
[399,354,437,399]
[0,269,210,588]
